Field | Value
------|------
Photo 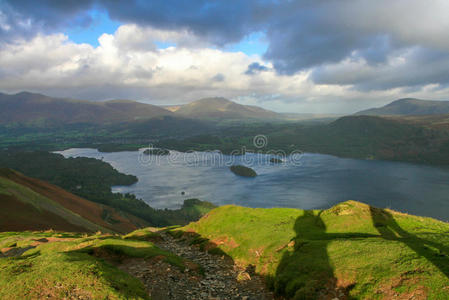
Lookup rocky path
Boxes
[120,231,275,300]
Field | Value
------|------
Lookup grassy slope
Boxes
[0,151,138,206]
[2,201,449,299]
[0,168,147,233]
[0,175,109,233]
[0,231,184,299]
[0,153,215,227]
[182,201,449,299]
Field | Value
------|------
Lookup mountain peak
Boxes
[191,97,233,105]
[172,97,279,119]
[391,98,419,103]
[355,98,449,116]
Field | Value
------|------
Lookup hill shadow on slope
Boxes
[274,206,449,299]
[370,206,449,279]
[273,211,365,299]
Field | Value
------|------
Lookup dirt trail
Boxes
[120,231,275,300]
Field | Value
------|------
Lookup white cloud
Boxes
[1,24,449,113]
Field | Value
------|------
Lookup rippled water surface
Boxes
[56,148,449,221]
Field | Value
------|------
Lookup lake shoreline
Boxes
[56,148,449,222]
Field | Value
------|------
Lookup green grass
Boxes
[183,201,449,299]
[123,228,160,241]
[0,231,185,299]
[3,201,449,299]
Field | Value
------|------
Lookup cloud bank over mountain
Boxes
[1,0,449,112]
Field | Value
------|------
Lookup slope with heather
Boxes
[0,168,146,233]
[0,151,215,227]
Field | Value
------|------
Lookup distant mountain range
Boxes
[0,92,280,125]
[356,98,449,116]
[0,168,146,233]
[0,92,172,125]
[165,97,280,119]
[5,92,449,127]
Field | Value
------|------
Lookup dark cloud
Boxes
[102,0,263,46]
[1,0,263,45]
[245,62,270,75]
[0,0,94,42]
[262,1,411,74]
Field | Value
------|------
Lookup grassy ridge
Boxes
[183,201,449,299]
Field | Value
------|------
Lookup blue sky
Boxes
[226,32,268,56]
[65,9,267,56]
[65,10,121,47]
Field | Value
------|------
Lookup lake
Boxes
[56,148,449,222]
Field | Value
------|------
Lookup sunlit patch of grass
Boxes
[123,228,160,241]
[0,232,186,299]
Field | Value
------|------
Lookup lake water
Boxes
[56,148,449,222]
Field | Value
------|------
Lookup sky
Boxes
[1,1,449,113]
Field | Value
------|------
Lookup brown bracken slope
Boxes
[0,168,148,233]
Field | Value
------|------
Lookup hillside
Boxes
[0,92,172,125]
[179,200,449,299]
[158,114,449,165]
[356,98,449,116]
[169,97,280,120]
[0,230,183,299]
[0,151,216,227]
[0,168,146,233]
[275,115,449,164]
[2,201,448,299]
